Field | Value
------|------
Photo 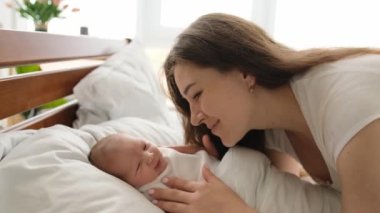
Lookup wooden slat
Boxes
[0,66,97,119]
[0,29,125,68]
[0,100,79,133]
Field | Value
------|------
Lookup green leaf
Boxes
[40,98,68,109]
[15,64,41,74]
[14,0,63,23]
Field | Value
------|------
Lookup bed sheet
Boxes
[0,117,183,213]
[0,125,340,213]
[0,38,183,212]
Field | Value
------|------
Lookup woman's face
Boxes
[174,62,256,147]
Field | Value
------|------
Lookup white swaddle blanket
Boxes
[139,147,341,213]
[218,147,341,213]
[138,148,220,198]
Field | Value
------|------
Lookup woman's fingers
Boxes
[163,176,202,192]
[202,135,219,158]
[154,200,187,213]
[169,145,203,154]
[150,187,192,203]
[202,165,218,182]
[150,177,203,202]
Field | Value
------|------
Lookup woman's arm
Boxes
[149,166,258,213]
[267,149,305,177]
[337,119,380,213]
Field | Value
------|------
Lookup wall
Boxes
[0,1,27,30]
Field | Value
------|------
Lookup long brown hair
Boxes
[164,13,380,153]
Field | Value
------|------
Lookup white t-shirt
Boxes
[266,54,380,191]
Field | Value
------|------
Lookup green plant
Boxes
[6,0,79,31]
[15,64,68,119]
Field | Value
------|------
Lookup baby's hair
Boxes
[88,134,120,170]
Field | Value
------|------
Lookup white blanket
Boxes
[0,117,182,213]
[137,147,341,213]
[0,119,340,213]
[0,39,185,213]
[218,147,341,213]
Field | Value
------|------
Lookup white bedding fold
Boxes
[0,129,36,161]
[217,147,341,213]
[0,117,183,213]
[0,119,340,213]
[72,40,181,131]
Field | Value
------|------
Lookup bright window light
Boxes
[274,0,380,49]
[160,0,253,28]
[48,0,137,39]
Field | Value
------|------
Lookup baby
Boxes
[89,133,219,197]
[89,133,340,213]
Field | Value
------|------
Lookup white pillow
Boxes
[0,39,185,212]
[0,117,183,213]
[73,39,181,131]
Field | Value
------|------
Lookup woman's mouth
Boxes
[211,121,219,134]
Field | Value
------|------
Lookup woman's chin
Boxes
[221,137,239,148]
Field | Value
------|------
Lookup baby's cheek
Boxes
[138,170,158,186]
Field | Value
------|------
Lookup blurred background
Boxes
[1,0,380,129]
[1,0,380,71]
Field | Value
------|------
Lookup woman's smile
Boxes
[210,120,220,134]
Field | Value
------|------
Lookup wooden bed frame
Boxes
[0,29,126,133]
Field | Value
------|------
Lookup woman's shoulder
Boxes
[290,53,380,170]
[295,53,380,81]
[290,53,380,105]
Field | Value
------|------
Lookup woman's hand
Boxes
[149,166,256,213]
[168,145,204,154]
[168,135,219,157]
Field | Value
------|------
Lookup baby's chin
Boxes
[158,158,168,173]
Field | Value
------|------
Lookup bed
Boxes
[0,29,342,213]
[0,29,184,212]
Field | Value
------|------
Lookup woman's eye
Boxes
[192,91,202,100]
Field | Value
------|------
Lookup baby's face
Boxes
[102,135,168,188]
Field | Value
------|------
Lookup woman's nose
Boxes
[190,111,205,126]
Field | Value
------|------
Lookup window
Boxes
[45,0,138,39]
[137,0,277,47]
[274,0,380,49]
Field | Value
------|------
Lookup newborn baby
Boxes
[89,133,218,197]
[89,133,340,213]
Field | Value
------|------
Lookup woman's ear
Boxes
[242,73,256,93]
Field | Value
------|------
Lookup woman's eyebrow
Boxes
[184,82,196,96]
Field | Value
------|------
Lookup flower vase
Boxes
[34,22,48,32]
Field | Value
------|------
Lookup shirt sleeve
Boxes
[293,54,380,165]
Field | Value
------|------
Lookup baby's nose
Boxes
[144,151,154,165]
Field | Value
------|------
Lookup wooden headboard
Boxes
[0,29,126,133]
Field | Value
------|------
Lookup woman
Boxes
[149,13,380,213]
